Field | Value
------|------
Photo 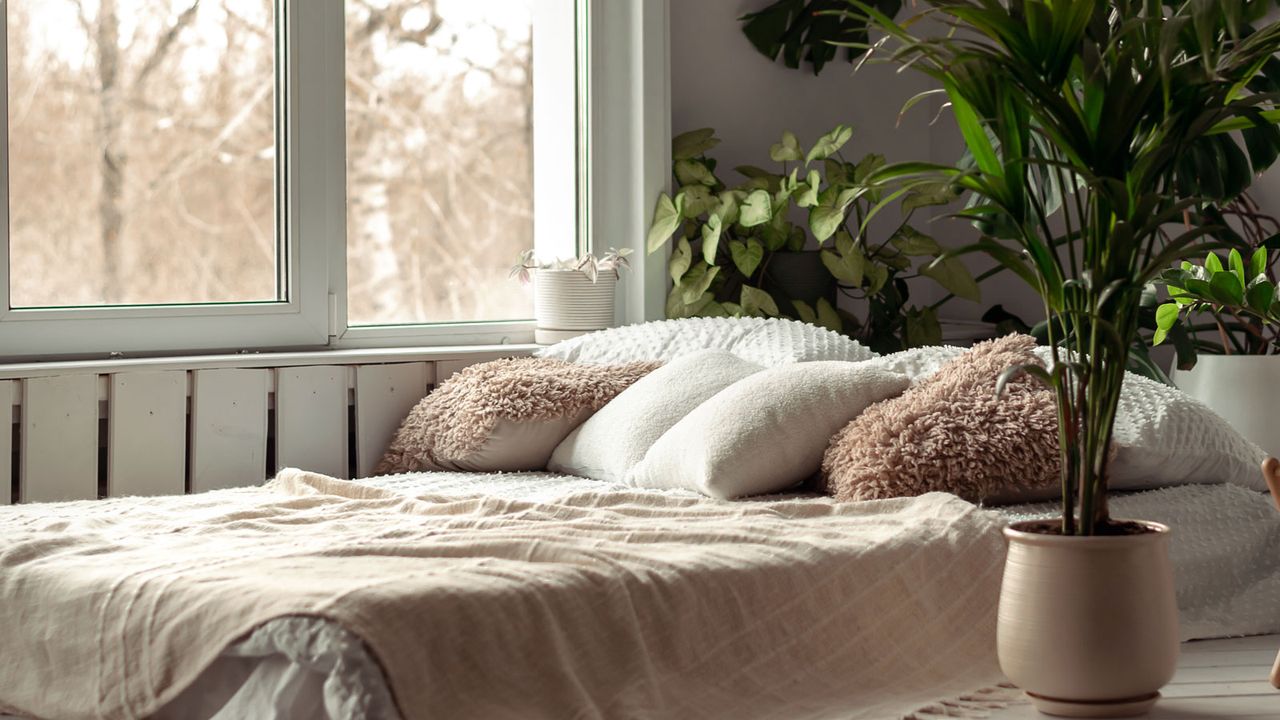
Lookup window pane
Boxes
[345,0,534,325]
[7,0,278,309]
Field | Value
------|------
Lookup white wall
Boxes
[670,0,1280,333]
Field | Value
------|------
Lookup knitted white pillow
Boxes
[534,317,876,367]
[625,362,910,499]
[548,350,765,484]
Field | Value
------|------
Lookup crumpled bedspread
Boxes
[0,470,1010,720]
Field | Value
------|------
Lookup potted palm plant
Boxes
[850,0,1280,714]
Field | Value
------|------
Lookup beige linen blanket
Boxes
[0,470,1008,720]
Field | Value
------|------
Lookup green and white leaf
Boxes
[815,297,842,332]
[646,192,684,253]
[791,299,817,324]
[730,239,765,277]
[672,128,720,160]
[921,257,981,302]
[890,225,942,256]
[741,285,780,317]
[769,130,803,163]
[739,189,774,227]
[701,214,723,265]
[669,236,692,284]
[680,185,718,218]
[805,124,853,165]
[674,159,718,187]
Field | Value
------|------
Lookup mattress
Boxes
[121,471,1280,720]
[3,472,1277,720]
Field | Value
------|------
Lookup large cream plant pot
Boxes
[1170,355,1280,458]
[533,269,617,344]
[997,520,1179,717]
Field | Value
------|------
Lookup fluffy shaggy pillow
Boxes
[534,316,876,366]
[548,350,764,484]
[375,357,660,474]
[627,362,910,499]
[821,334,1060,503]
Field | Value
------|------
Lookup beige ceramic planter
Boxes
[997,520,1179,717]
[533,269,617,344]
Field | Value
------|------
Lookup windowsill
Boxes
[0,343,542,381]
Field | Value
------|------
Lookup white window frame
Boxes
[0,0,669,362]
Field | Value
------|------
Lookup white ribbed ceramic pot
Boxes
[534,269,616,333]
[1170,355,1280,458]
[997,520,1179,718]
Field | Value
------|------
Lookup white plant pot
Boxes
[533,269,616,342]
[997,520,1179,717]
[1170,355,1280,458]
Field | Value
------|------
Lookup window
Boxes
[0,0,664,361]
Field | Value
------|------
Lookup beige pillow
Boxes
[548,350,765,483]
[625,362,910,499]
[821,334,1060,503]
[375,358,660,474]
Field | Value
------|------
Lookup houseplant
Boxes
[848,0,1280,713]
[739,0,903,75]
[646,125,979,353]
[511,248,632,344]
[1155,245,1280,455]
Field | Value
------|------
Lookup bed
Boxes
[2,468,1277,720]
[3,321,1278,720]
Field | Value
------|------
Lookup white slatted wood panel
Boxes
[190,369,268,493]
[434,359,480,384]
[354,362,432,478]
[276,366,348,478]
[0,381,12,505]
[108,372,187,497]
[21,375,98,503]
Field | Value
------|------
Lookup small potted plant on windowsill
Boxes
[511,249,632,344]
[1155,246,1280,457]
[852,0,1280,714]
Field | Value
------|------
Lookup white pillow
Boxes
[1107,371,1267,492]
[534,317,877,366]
[626,362,910,499]
[548,350,764,483]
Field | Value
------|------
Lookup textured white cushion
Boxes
[548,350,764,483]
[534,317,877,367]
[626,362,911,499]
[1107,372,1267,492]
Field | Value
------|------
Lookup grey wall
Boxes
[670,0,1280,335]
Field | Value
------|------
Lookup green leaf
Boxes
[675,159,717,187]
[1247,280,1275,316]
[1204,252,1224,274]
[715,190,742,226]
[721,302,744,317]
[1229,248,1247,287]
[769,130,803,163]
[809,186,860,242]
[669,236,692,284]
[890,226,942,256]
[740,285,780,317]
[792,299,817,324]
[672,128,720,160]
[1209,271,1245,306]
[852,153,887,183]
[701,214,723,265]
[680,265,720,305]
[796,169,821,208]
[901,182,959,215]
[739,189,773,227]
[1251,247,1269,279]
[646,192,683,253]
[921,257,981,302]
[805,124,853,165]
[730,239,765,277]
[1155,302,1180,331]
[815,297,842,332]
[904,306,942,348]
[824,158,849,186]
[680,185,717,218]
[821,248,866,285]
[666,287,714,319]
[864,263,889,295]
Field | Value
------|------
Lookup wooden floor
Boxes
[989,634,1279,718]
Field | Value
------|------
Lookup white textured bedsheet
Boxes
[17,472,1276,720]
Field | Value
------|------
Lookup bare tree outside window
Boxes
[345,0,534,325]
[6,0,535,324]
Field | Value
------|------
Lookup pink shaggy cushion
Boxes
[820,334,1060,503]
[376,357,660,474]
